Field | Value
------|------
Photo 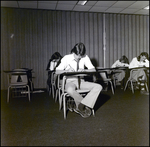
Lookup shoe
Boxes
[67,99,75,112]
[73,108,91,118]
[140,90,149,95]
[84,106,92,116]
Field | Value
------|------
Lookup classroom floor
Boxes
[1,86,149,146]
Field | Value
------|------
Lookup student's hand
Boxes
[78,68,84,72]
[67,67,75,72]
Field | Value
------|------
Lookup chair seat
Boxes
[10,82,28,86]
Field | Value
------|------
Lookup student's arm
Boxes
[55,55,75,74]
[83,55,96,72]
[111,60,119,68]
[129,58,137,69]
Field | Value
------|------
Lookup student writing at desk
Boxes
[111,55,129,89]
[56,42,102,118]
[129,52,149,95]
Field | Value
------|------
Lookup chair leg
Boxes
[109,81,114,95]
[7,86,10,103]
[92,109,95,116]
[59,94,63,110]
[27,85,30,102]
[130,81,134,93]
[145,82,149,92]
[63,95,66,120]
[124,80,129,91]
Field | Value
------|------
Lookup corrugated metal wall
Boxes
[1,8,149,90]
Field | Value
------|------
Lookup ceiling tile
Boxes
[89,6,108,12]
[73,5,92,12]
[95,1,117,7]
[120,8,139,14]
[111,1,136,8]
[86,1,97,6]
[56,4,74,11]
[38,3,56,10]
[105,8,124,13]
[18,1,37,9]
[57,1,77,5]
[38,1,57,4]
[134,9,149,15]
[1,1,18,7]
[128,1,149,9]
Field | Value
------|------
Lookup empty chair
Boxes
[96,70,115,95]
[7,71,30,103]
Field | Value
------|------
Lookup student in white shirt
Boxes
[129,52,149,94]
[56,42,102,118]
[46,52,62,93]
[111,55,129,88]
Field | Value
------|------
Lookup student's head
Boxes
[137,52,149,62]
[71,42,86,60]
[119,55,129,64]
[51,52,62,61]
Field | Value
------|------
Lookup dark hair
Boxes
[119,55,129,64]
[46,52,62,70]
[137,52,149,61]
[50,52,62,61]
[71,42,86,56]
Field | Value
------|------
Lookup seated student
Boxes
[111,55,129,88]
[55,42,102,118]
[129,52,149,95]
[46,52,62,92]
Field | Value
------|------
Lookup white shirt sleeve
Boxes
[143,59,149,67]
[83,55,95,69]
[56,55,68,70]
[111,60,120,68]
[129,57,138,69]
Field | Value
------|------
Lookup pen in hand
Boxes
[68,64,75,72]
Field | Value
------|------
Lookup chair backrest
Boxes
[10,73,28,84]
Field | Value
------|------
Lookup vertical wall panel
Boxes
[105,13,149,67]
[1,8,149,90]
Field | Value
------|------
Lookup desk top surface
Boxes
[56,71,96,76]
[3,68,33,73]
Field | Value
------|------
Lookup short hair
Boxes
[137,52,149,61]
[71,42,86,56]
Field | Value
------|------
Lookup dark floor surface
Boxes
[1,86,149,146]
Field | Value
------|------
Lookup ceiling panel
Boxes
[38,3,56,10]
[89,6,108,12]
[120,8,139,14]
[105,7,124,13]
[1,1,149,15]
[95,1,117,7]
[73,5,92,11]
[128,1,149,9]
[1,1,18,7]
[18,1,37,9]
[56,4,74,11]
[111,1,136,8]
